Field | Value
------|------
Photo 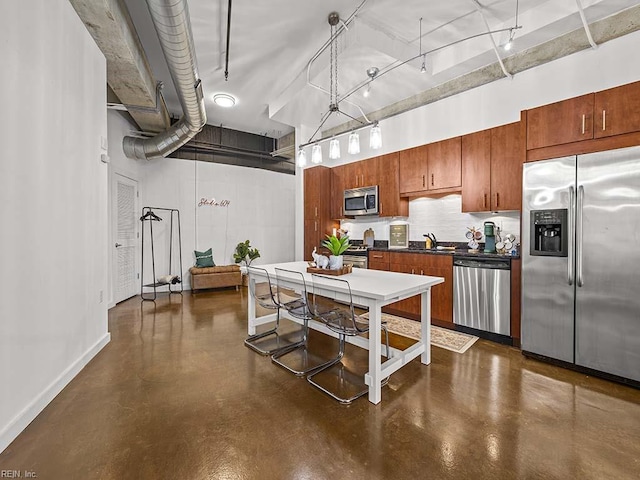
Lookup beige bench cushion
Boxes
[190,265,240,275]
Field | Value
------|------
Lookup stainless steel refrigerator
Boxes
[522,146,640,383]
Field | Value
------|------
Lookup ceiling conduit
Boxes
[123,0,207,160]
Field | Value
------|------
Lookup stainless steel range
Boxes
[343,245,368,269]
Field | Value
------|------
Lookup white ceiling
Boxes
[123,0,639,140]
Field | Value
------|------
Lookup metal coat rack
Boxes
[140,207,183,301]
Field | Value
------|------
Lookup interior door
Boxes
[575,147,640,381]
[114,174,139,303]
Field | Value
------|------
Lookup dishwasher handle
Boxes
[453,258,511,270]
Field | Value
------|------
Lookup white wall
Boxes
[138,158,296,289]
[295,29,640,252]
[344,195,520,245]
[0,0,109,453]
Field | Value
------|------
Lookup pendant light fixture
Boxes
[311,144,322,164]
[369,122,382,150]
[504,0,519,51]
[329,138,341,159]
[419,18,427,74]
[348,131,360,154]
[296,12,382,166]
[297,147,307,167]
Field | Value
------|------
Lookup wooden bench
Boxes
[189,265,242,293]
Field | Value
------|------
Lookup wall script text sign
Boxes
[198,197,231,207]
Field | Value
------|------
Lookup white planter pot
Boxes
[329,255,343,270]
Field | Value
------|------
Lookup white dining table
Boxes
[246,261,444,404]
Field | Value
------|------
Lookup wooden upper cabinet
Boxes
[427,137,462,190]
[378,152,409,217]
[461,130,492,212]
[399,145,428,194]
[304,166,334,259]
[330,164,347,219]
[594,81,640,138]
[490,122,523,211]
[526,93,594,150]
[343,159,378,189]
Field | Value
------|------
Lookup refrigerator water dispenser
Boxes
[530,209,568,257]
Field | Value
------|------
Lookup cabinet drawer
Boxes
[368,261,390,271]
[369,251,389,263]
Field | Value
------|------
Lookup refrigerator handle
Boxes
[568,186,575,285]
[577,185,585,287]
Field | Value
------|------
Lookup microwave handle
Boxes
[364,193,369,212]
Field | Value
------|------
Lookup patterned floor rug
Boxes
[361,312,479,354]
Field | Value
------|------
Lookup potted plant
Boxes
[234,240,260,285]
[322,234,350,270]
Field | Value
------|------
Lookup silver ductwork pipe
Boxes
[123,0,206,160]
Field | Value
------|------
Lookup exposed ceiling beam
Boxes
[324,4,640,138]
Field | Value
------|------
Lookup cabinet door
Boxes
[362,157,379,188]
[490,122,523,211]
[399,145,428,194]
[377,152,408,217]
[331,165,347,219]
[386,263,421,317]
[427,137,461,190]
[461,130,491,212]
[304,168,321,258]
[418,255,453,324]
[526,94,594,149]
[304,166,333,258]
[594,81,640,138]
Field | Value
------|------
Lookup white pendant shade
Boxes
[311,144,322,164]
[329,138,341,159]
[369,124,382,150]
[348,131,360,154]
[297,148,307,167]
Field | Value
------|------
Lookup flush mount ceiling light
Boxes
[296,12,382,166]
[213,93,236,107]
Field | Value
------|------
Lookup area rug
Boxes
[360,312,479,354]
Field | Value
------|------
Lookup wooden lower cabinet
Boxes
[383,253,453,324]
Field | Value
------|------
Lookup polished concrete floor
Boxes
[1,288,640,479]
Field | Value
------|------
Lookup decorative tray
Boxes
[306,264,353,276]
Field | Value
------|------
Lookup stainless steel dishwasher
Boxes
[453,257,511,336]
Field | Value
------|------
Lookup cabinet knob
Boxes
[581,114,586,135]
[602,109,606,131]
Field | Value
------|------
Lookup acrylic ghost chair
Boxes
[244,266,304,356]
[270,267,341,376]
[306,274,391,404]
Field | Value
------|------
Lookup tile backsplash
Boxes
[341,194,521,245]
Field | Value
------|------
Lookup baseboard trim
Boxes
[0,332,111,454]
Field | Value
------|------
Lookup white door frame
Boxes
[111,173,140,305]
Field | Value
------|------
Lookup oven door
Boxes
[343,254,368,269]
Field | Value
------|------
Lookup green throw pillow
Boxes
[195,248,215,267]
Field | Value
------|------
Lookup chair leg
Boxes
[272,318,340,376]
[307,332,391,404]
[244,308,304,356]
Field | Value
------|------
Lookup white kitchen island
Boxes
[246,261,444,404]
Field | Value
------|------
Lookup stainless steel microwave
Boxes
[344,186,379,216]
